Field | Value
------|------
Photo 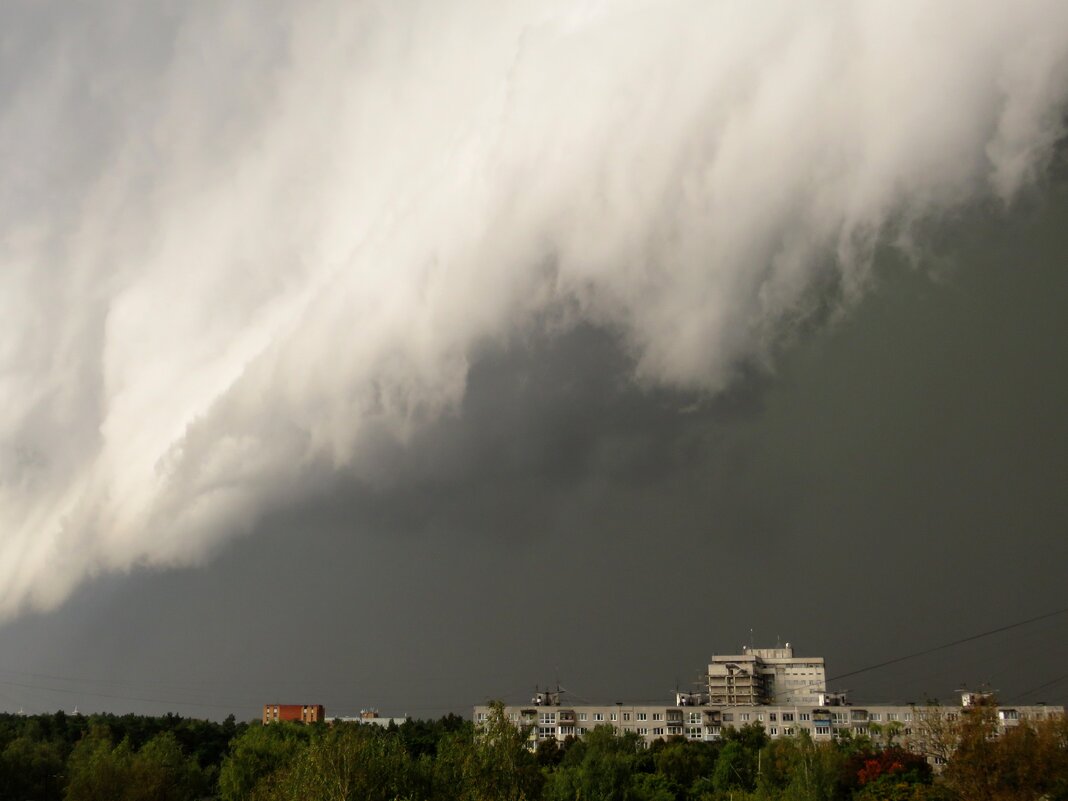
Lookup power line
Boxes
[0,677,252,712]
[828,606,1068,684]
[1010,671,1068,703]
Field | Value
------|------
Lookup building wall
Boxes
[706,646,826,705]
[262,704,326,724]
[473,700,1064,768]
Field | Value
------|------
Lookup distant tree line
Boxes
[0,701,1065,800]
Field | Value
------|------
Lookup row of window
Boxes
[527,721,922,741]
[489,713,974,739]
[532,711,690,724]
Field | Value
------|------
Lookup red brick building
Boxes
[262,704,326,724]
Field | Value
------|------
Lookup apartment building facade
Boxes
[262,703,326,724]
[473,696,1061,765]
[474,645,1063,767]
[703,644,826,706]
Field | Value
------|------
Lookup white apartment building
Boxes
[473,695,1062,767]
[702,644,826,706]
[474,645,1063,767]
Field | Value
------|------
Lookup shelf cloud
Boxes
[2,0,1067,617]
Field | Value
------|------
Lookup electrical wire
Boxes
[827,606,1068,684]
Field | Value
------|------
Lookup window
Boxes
[636,712,647,721]
[770,727,778,735]
[539,713,556,725]
[870,713,881,721]
[815,726,831,735]
[668,726,682,735]
[594,713,604,722]
[538,727,555,738]
[610,713,617,722]
[578,713,587,721]
[887,713,897,721]
[782,713,794,722]
[688,726,702,739]
[769,713,777,722]
[652,727,664,735]
[623,713,631,721]
[476,712,488,722]
[688,712,701,724]
[652,713,664,721]
[757,714,764,722]
[722,713,734,722]
[784,727,795,736]
[904,713,912,722]
[637,727,649,735]
[741,713,750,721]
[800,713,810,721]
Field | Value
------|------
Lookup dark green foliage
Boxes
[0,735,65,801]
[247,723,426,801]
[434,701,542,801]
[0,707,1064,801]
[218,721,312,801]
[398,713,468,760]
[543,724,646,801]
[652,738,716,799]
[65,727,210,801]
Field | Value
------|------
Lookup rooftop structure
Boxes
[703,644,826,706]
[329,708,410,727]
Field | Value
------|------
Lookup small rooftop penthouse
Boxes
[701,643,827,706]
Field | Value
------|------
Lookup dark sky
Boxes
[1,173,1066,721]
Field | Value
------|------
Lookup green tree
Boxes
[65,727,208,801]
[543,724,644,801]
[218,722,311,801]
[439,701,541,801]
[65,726,134,801]
[0,735,65,801]
[250,724,423,801]
[127,732,210,801]
[652,738,715,800]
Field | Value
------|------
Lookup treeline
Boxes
[1,703,1066,801]
[0,710,245,800]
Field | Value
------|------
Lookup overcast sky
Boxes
[1,1,1067,720]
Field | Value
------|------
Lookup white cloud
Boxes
[1,0,1066,616]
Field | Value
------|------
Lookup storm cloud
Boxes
[2,0,1068,618]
